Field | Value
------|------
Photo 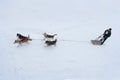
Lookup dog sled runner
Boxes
[91,35,103,45]
[91,40,101,45]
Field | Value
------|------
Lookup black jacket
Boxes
[103,29,111,38]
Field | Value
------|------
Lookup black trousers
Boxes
[100,36,108,45]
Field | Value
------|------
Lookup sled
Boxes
[91,40,101,45]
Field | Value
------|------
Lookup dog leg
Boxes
[17,44,22,47]
[54,43,56,46]
[44,44,49,47]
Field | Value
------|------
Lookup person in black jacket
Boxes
[100,28,112,45]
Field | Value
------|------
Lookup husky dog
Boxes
[43,33,57,39]
[45,39,57,46]
[14,33,32,44]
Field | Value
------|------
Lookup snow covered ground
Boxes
[0,0,120,80]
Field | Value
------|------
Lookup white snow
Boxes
[0,0,120,80]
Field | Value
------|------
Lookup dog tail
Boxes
[27,35,32,41]
[54,34,57,36]
[28,35,30,38]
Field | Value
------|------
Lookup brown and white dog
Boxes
[45,39,57,46]
[43,33,57,39]
[14,34,32,44]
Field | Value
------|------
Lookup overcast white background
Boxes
[0,0,120,80]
